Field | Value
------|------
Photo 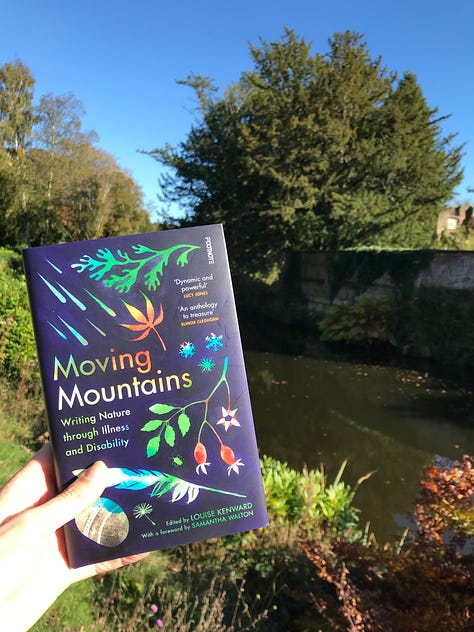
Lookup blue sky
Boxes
[2,0,473,217]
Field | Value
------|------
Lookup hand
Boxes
[0,443,148,632]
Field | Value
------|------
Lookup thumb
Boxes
[32,461,109,533]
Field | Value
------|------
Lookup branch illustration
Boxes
[71,243,200,293]
[142,357,245,476]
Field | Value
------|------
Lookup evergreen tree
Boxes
[147,30,463,276]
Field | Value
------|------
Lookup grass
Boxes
[0,378,39,486]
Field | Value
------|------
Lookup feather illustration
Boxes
[72,467,246,504]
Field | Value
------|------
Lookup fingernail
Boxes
[77,461,107,482]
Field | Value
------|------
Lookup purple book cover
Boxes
[23,224,268,568]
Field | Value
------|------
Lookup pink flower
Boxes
[156,620,164,628]
[150,604,158,614]
[216,406,240,431]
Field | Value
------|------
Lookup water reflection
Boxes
[245,350,474,540]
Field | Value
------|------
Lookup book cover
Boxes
[23,224,268,568]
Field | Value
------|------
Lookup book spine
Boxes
[23,250,66,488]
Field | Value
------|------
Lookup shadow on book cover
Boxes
[23,224,268,568]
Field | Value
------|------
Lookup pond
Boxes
[245,349,474,540]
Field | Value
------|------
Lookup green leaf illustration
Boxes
[146,435,161,458]
[149,403,176,415]
[164,425,176,448]
[178,412,191,437]
[141,419,166,432]
[71,243,200,293]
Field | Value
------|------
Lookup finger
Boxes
[31,460,109,533]
[0,444,55,525]
[71,552,151,583]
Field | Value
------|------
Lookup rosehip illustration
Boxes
[220,444,245,476]
[194,441,210,474]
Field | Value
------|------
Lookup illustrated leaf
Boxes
[133,244,155,254]
[107,468,162,490]
[145,294,156,323]
[146,435,161,458]
[149,403,177,415]
[151,479,175,498]
[122,300,148,323]
[153,302,164,325]
[187,485,200,503]
[96,467,247,501]
[119,297,165,345]
[164,425,176,447]
[72,243,200,293]
[178,412,191,437]
[141,419,165,432]
[172,482,191,502]
[120,323,148,332]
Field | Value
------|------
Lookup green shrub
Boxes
[319,294,397,347]
[0,247,38,387]
[260,455,360,535]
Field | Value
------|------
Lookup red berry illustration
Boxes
[220,444,235,465]
[220,444,245,476]
[194,441,210,474]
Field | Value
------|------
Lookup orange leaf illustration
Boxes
[120,296,166,350]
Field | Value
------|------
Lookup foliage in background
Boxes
[0,60,154,248]
[317,286,474,367]
[302,454,474,631]
[261,455,361,536]
[0,248,46,445]
[407,454,474,546]
[319,295,397,348]
[147,29,463,277]
[0,248,37,384]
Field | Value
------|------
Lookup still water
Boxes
[245,350,474,540]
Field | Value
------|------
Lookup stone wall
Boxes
[298,251,474,312]
[415,252,474,290]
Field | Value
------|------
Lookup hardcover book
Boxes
[23,224,268,568]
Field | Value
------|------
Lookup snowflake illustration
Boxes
[179,341,196,359]
[205,333,224,352]
[198,356,216,373]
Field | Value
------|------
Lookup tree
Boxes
[0,58,155,247]
[33,92,94,197]
[147,30,464,277]
[0,59,35,155]
[0,60,37,244]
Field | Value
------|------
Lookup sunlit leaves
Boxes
[148,29,463,273]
